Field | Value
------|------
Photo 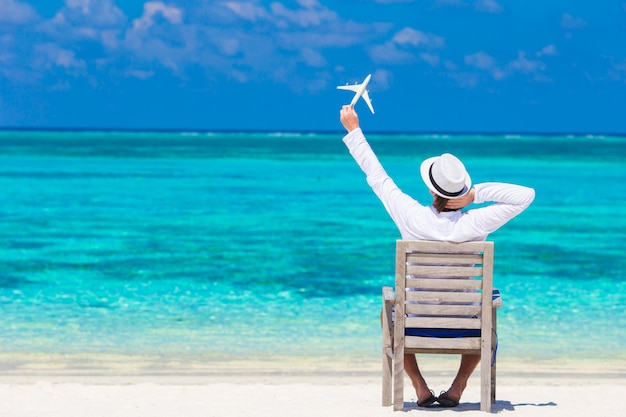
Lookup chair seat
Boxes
[405,328,481,338]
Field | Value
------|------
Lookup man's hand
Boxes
[445,188,475,210]
[340,105,360,132]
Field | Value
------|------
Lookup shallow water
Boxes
[0,130,625,363]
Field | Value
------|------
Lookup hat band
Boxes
[429,163,466,198]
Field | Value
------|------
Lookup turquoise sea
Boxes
[0,130,625,368]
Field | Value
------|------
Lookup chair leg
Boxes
[491,308,498,405]
[392,337,404,411]
[381,291,394,407]
[480,319,493,412]
[491,357,496,405]
[392,352,404,411]
[382,348,392,406]
[480,349,491,412]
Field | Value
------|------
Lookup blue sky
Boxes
[1,0,626,133]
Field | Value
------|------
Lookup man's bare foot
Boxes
[412,381,434,402]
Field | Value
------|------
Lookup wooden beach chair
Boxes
[381,240,501,412]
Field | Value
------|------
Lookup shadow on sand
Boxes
[403,400,557,412]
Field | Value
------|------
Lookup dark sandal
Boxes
[437,391,460,407]
[417,391,438,407]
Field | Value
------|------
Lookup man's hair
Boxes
[433,195,449,213]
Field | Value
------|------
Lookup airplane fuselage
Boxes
[350,74,371,106]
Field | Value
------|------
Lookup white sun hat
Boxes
[420,153,472,199]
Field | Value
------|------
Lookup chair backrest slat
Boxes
[406,290,482,304]
[406,304,482,316]
[406,252,484,264]
[406,278,482,290]
[406,316,482,329]
[406,265,483,277]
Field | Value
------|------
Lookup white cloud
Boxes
[1,0,553,96]
[300,47,326,67]
[370,27,444,64]
[372,68,392,90]
[217,0,365,82]
[126,69,154,80]
[420,52,440,67]
[35,43,87,72]
[604,55,626,82]
[224,0,339,29]
[536,44,557,57]
[0,0,348,90]
[435,0,468,7]
[561,13,587,29]
[613,60,626,72]
[132,2,183,32]
[36,0,127,51]
[474,0,502,14]
[462,49,549,83]
[435,0,502,13]
[218,38,241,56]
[465,51,496,70]
[212,0,382,90]
[392,27,445,49]
[66,0,90,14]
[0,0,39,24]
[297,0,318,7]
[369,41,415,64]
[451,72,479,88]
[444,60,458,70]
[270,1,337,28]
[607,58,626,82]
[508,51,545,73]
[118,2,189,75]
[53,0,126,28]
[100,29,121,49]
[49,80,72,91]
[223,1,270,22]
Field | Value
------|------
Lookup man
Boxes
[339,105,534,407]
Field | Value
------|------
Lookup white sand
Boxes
[1,356,625,417]
[1,376,625,417]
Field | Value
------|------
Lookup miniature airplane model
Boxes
[337,74,375,114]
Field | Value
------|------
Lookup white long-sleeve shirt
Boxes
[343,128,535,242]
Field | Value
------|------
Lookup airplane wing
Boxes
[361,90,375,114]
[336,84,360,92]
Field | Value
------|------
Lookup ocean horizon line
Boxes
[1,126,625,138]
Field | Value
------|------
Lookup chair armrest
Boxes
[381,286,395,351]
[492,288,503,308]
[383,286,395,303]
